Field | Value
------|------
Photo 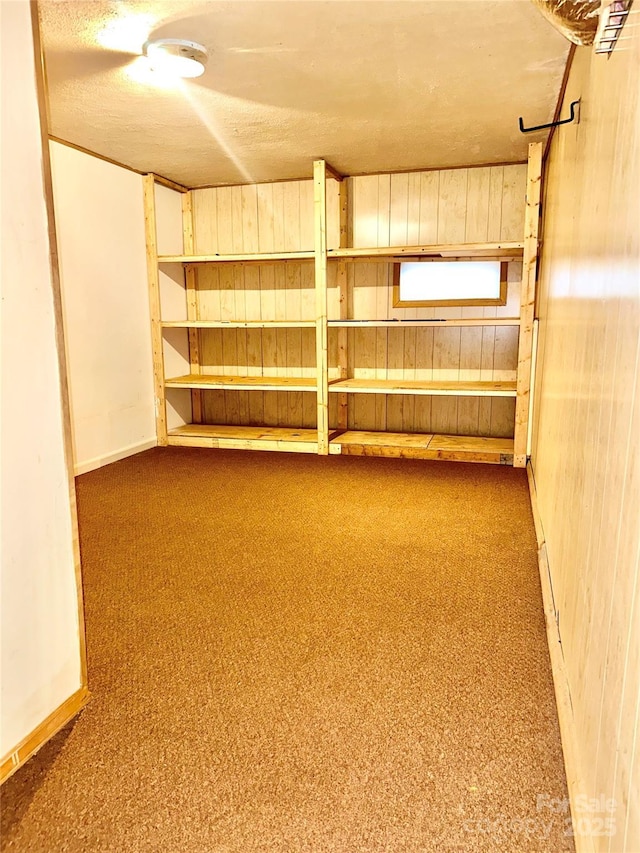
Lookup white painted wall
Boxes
[1,1,84,759]
[49,142,158,474]
[49,144,192,471]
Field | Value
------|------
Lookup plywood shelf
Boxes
[168,424,321,453]
[158,251,315,264]
[327,378,517,397]
[162,320,316,329]
[327,318,520,328]
[327,242,524,261]
[329,431,514,465]
[158,242,523,265]
[165,374,317,392]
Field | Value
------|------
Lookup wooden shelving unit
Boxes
[144,144,541,467]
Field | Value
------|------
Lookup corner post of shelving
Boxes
[513,142,543,468]
[336,178,349,429]
[313,160,329,454]
[181,191,202,423]
[143,174,168,445]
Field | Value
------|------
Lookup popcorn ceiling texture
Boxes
[1,448,573,852]
[39,0,570,187]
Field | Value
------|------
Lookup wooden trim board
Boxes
[544,44,577,164]
[0,686,90,784]
[526,463,594,853]
[143,175,168,444]
[30,1,89,690]
[48,136,187,192]
[513,142,542,468]
[314,159,329,454]
[180,159,529,192]
[182,191,202,423]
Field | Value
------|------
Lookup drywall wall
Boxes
[1,0,86,771]
[531,26,639,853]
[188,166,526,436]
[49,141,157,473]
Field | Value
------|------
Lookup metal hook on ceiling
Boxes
[518,99,581,134]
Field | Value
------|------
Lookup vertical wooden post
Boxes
[143,174,168,445]
[314,160,329,454]
[182,192,202,423]
[513,142,543,467]
[337,179,349,430]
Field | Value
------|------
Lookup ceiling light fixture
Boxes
[143,38,208,78]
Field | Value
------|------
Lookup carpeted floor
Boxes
[1,448,573,852]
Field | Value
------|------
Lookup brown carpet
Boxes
[1,449,573,852]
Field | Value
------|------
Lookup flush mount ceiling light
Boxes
[143,38,208,78]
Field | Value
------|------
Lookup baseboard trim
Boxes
[0,686,90,784]
[74,438,157,475]
[527,462,594,853]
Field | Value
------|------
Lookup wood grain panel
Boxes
[531,34,639,853]
[190,165,525,437]
[192,181,318,427]
[339,164,526,436]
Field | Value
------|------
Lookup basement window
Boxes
[392,260,507,308]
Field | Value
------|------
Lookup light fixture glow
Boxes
[143,39,207,78]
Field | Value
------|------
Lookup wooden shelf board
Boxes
[327,378,517,397]
[165,374,317,392]
[329,430,514,464]
[327,242,524,261]
[158,251,314,264]
[167,424,320,453]
[327,318,520,328]
[162,320,316,329]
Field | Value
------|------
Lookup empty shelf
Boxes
[329,431,514,464]
[327,318,520,327]
[161,320,316,329]
[167,424,320,453]
[327,242,524,261]
[165,374,317,392]
[327,378,517,397]
[158,251,314,264]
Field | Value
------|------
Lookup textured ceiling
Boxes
[39,0,569,187]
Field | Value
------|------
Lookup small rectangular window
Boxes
[392,260,507,308]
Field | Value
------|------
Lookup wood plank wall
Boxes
[187,165,526,435]
[333,165,525,436]
[155,183,192,429]
[531,32,639,853]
